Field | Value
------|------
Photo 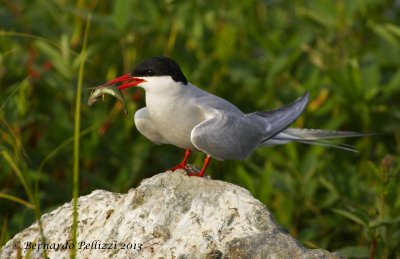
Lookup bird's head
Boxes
[102,56,188,91]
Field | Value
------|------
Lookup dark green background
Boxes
[1,1,399,258]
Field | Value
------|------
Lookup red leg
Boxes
[188,155,211,177]
[169,149,191,171]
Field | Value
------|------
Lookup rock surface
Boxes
[1,170,339,258]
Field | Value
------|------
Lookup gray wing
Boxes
[190,107,265,161]
[249,92,310,142]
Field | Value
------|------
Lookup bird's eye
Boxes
[144,69,153,76]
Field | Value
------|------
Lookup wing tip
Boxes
[294,91,310,112]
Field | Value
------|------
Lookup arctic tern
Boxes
[98,56,368,177]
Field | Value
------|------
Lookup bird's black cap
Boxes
[131,56,188,84]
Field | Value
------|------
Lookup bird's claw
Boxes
[168,163,204,177]
[187,171,204,177]
[168,163,190,172]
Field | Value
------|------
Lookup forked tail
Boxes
[260,128,377,152]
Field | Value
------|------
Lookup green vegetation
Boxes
[1,1,399,258]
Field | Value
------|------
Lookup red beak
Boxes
[103,73,146,89]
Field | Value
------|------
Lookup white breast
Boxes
[144,84,206,150]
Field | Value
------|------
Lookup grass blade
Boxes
[0,192,35,209]
[70,14,91,259]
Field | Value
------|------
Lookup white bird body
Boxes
[136,79,272,160]
[137,82,206,150]
[98,56,371,176]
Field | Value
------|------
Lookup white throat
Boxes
[138,76,183,94]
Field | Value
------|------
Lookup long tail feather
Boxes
[293,139,358,152]
[260,128,378,152]
[282,128,377,139]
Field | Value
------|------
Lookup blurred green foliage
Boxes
[0,0,399,258]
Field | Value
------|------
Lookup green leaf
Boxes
[385,23,400,39]
[34,40,73,78]
[335,246,369,258]
[1,151,34,203]
[369,216,400,228]
[318,176,340,208]
[298,2,337,28]
[368,21,400,47]
[112,0,131,33]
[331,208,367,227]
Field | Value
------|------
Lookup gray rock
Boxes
[0,170,340,258]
